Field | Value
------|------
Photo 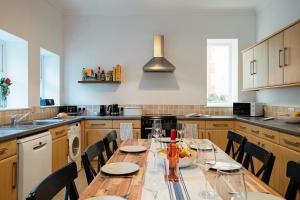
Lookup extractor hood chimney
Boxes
[143,35,176,72]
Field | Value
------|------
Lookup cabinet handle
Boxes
[66,139,69,156]
[284,47,288,66]
[263,133,275,139]
[250,61,253,75]
[213,124,228,127]
[55,130,65,136]
[283,139,299,147]
[239,126,246,130]
[0,148,8,155]
[90,123,106,126]
[251,129,259,134]
[12,162,17,189]
[252,60,257,75]
[279,49,283,68]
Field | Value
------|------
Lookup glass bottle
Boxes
[167,129,179,182]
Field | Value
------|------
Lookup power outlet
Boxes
[288,107,295,114]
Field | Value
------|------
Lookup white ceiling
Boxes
[47,0,272,15]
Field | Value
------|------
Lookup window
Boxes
[207,39,238,107]
[40,48,60,106]
[0,40,5,73]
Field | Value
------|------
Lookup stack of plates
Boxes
[119,145,147,153]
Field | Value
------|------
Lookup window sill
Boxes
[0,107,31,111]
[206,103,233,108]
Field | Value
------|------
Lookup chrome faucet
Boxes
[11,112,33,126]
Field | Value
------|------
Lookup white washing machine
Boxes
[68,122,81,171]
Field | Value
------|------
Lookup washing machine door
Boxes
[69,135,80,161]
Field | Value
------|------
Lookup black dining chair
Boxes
[285,161,300,200]
[225,131,247,164]
[242,141,275,185]
[81,140,106,185]
[26,161,78,200]
[103,130,118,159]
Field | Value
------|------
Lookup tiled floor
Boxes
[53,169,88,200]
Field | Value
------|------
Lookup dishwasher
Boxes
[17,131,52,200]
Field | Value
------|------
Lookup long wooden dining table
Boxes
[79,139,283,200]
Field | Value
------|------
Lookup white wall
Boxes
[256,0,300,106]
[0,0,63,107]
[63,14,256,105]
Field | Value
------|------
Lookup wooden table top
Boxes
[79,139,282,199]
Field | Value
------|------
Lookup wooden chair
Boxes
[225,131,247,164]
[103,130,119,159]
[285,161,300,200]
[26,161,78,200]
[81,140,106,185]
[242,141,275,185]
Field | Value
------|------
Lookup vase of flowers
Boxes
[0,77,12,108]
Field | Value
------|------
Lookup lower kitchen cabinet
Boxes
[206,130,228,151]
[85,129,115,146]
[50,126,68,172]
[279,146,300,199]
[0,139,17,200]
[0,155,17,200]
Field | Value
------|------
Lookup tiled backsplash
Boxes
[264,105,300,118]
[0,106,59,125]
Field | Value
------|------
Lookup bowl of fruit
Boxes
[279,112,300,124]
[158,147,196,168]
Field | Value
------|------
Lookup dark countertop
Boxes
[0,114,299,143]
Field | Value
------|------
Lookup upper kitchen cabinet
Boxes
[253,41,268,88]
[243,20,300,90]
[268,32,284,86]
[242,48,254,89]
[283,22,300,84]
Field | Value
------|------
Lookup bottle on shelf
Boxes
[97,67,101,80]
[167,129,179,182]
[115,64,121,81]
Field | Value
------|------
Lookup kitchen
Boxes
[0,0,300,200]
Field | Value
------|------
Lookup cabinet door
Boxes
[0,155,17,200]
[279,146,300,199]
[269,32,284,86]
[206,130,227,151]
[199,130,205,139]
[242,48,254,89]
[52,135,68,172]
[86,129,115,146]
[253,41,269,88]
[260,139,280,193]
[284,22,300,84]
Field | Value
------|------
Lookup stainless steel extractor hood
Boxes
[143,35,176,72]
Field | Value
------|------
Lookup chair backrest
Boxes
[242,141,275,185]
[225,131,247,164]
[26,161,79,200]
[285,161,300,200]
[81,140,106,185]
[103,130,118,159]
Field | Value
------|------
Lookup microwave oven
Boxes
[233,102,264,117]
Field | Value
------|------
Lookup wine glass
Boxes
[149,140,161,172]
[196,143,217,199]
[176,123,185,142]
[152,120,162,141]
[215,169,247,200]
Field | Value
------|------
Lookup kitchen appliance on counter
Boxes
[141,115,177,139]
[100,105,106,116]
[123,106,142,116]
[17,132,52,200]
[233,102,264,117]
[107,104,119,116]
[59,105,84,116]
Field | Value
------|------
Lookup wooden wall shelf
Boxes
[78,80,121,84]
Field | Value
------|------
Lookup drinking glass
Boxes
[176,123,185,142]
[152,120,162,141]
[196,143,217,199]
[149,140,161,172]
[215,169,247,200]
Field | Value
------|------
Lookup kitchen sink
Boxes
[19,119,63,126]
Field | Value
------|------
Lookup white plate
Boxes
[120,145,147,153]
[210,161,242,171]
[101,162,139,175]
[190,144,214,151]
[245,192,284,200]
[86,196,125,200]
[159,137,180,143]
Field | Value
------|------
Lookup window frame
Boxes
[206,39,238,107]
[40,55,45,99]
[0,40,6,73]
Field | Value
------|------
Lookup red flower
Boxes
[5,78,11,84]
